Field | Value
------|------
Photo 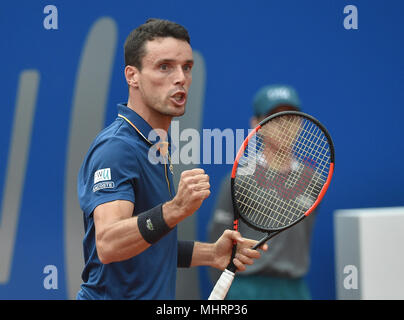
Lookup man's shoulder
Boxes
[91,119,141,155]
[82,122,141,173]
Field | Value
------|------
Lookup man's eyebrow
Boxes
[155,58,194,65]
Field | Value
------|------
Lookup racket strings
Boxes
[235,183,289,225]
[234,115,331,230]
[234,177,306,228]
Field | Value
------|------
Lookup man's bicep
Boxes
[93,200,135,233]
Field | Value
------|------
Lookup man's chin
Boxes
[172,109,185,117]
[165,105,186,117]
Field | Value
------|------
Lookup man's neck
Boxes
[126,98,171,141]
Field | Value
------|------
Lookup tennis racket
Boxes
[208,111,335,300]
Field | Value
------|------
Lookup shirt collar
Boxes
[117,103,172,150]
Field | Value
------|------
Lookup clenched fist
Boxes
[163,168,210,227]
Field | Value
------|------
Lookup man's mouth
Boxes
[170,91,186,106]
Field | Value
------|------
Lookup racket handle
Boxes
[208,269,235,300]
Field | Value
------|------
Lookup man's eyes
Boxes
[183,64,193,72]
[159,63,170,71]
[158,63,193,72]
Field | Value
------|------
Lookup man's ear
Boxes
[124,65,139,88]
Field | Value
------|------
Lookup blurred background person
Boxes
[208,84,317,300]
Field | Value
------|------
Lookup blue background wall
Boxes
[0,0,403,299]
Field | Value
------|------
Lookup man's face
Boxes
[136,37,194,117]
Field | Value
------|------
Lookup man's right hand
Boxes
[163,168,210,227]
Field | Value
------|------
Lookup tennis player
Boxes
[76,18,267,300]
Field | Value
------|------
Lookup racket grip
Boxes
[208,269,235,300]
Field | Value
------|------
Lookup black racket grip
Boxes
[226,245,238,273]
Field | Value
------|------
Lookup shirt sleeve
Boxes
[78,137,139,217]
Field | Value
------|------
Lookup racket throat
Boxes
[252,232,277,250]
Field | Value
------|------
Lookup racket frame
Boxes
[230,110,335,235]
[209,111,335,300]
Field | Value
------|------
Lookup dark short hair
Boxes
[124,18,191,70]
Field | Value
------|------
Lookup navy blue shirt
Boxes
[77,103,177,300]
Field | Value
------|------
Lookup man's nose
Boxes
[173,66,186,86]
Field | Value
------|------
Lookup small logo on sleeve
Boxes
[93,181,115,192]
[94,168,111,184]
[93,168,114,192]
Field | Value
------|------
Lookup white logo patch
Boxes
[93,181,115,193]
[94,168,111,184]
